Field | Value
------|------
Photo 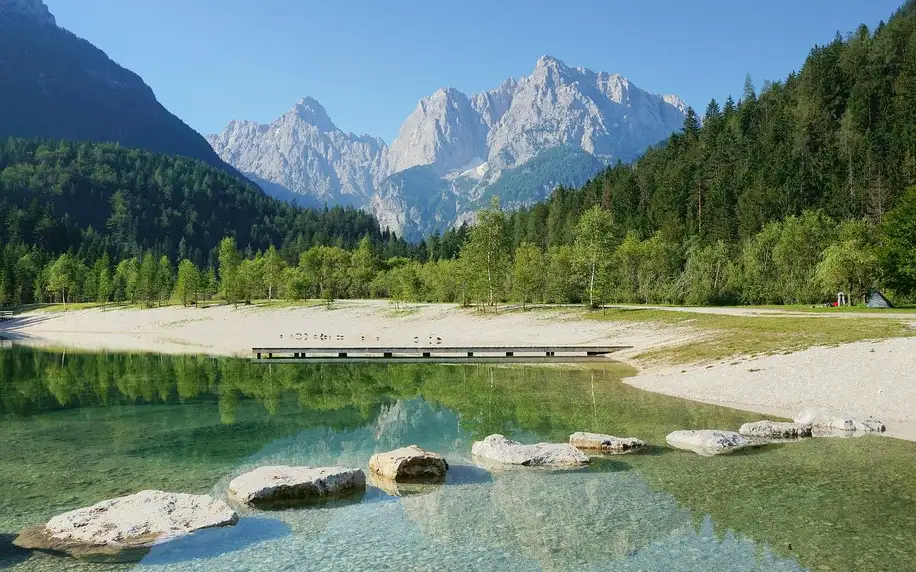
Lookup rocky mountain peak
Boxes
[0,0,55,25]
[210,57,687,240]
[290,97,336,131]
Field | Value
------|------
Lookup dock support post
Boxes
[268,353,273,359]
[506,351,514,357]
[422,352,431,358]
[467,351,474,357]
[257,352,262,359]
[383,352,393,358]
[338,352,347,358]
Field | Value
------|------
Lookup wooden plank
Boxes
[250,345,631,363]
[251,346,627,354]
[252,355,615,364]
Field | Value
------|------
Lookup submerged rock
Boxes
[228,466,366,507]
[471,434,589,468]
[369,445,449,482]
[13,490,238,563]
[738,421,812,439]
[569,432,646,453]
[794,409,886,433]
[665,430,753,457]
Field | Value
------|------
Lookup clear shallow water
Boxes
[0,348,914,571]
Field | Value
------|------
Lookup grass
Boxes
[742,303,916,313]
[585,307,915,364]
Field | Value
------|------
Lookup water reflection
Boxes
[0,347,914,571]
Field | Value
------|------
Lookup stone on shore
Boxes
[569,432,646,453]
[369,445,448,482]
[228,466,366,507]
[794,408,886,433]
[665,430,753,457]
[13,490,238,563]
[471,434,589,468]
[738,421,813,439]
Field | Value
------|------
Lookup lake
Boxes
[0,346,914,571]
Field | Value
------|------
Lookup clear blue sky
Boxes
[45,0,905,143]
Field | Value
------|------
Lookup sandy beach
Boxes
[3,301,915,439]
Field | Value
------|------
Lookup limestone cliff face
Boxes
[206,98,388,205]
[209,56,687,239]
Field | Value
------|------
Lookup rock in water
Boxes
[13,490,238,562]
[228,466,366,508]
[665,430,753,457]
[369,445,449,482]
[569,432,646,453]
[471,434,590,468]
[738,421,813,439]
[794,409,886,433]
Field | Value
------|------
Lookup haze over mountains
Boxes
[208,56,688,239]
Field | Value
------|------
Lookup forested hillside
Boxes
[0,138,425,305]
[0,5,233,173]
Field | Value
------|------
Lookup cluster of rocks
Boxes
[13,409,883,562]
[13,432,648,562]
[666,408,886,457]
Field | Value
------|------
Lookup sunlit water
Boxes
[1,347,914,571]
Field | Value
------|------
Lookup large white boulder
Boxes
[738,421,812,439]
[369,445,448,482]
[471,434,589,468]
[13,490,238,562]
[569,432,646,453]
[794,409,886,433]
[665,430,753,457]
[228,466,366,507]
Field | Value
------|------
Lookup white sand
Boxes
[4,301,915,439]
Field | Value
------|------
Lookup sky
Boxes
[45,0,905,143]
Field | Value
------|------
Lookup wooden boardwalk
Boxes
[251,345,629,364]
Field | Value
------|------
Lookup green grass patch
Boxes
[586,307,915,363]
[742,304,916,314]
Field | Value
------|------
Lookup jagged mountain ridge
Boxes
[0,0,235,174]
[209,56,688,239]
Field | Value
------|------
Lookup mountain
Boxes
[206,97,388,206]
[209,56,687,240]
[0,0,233,173]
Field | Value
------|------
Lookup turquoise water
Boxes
[1,347,915,571]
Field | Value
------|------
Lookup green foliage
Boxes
[511,243,545,309]
[879,186,916,296]
[574,206,614,308]
[174,259,200,306]
[300,246,351,305]
[462,197,511,308]
[815,219,879,302]
[0,138,414,305]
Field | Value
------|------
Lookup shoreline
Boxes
[3,301,916,440]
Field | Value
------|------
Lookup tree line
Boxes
[11,188,914,309]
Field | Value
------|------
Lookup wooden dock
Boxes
[251,345,630,363]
